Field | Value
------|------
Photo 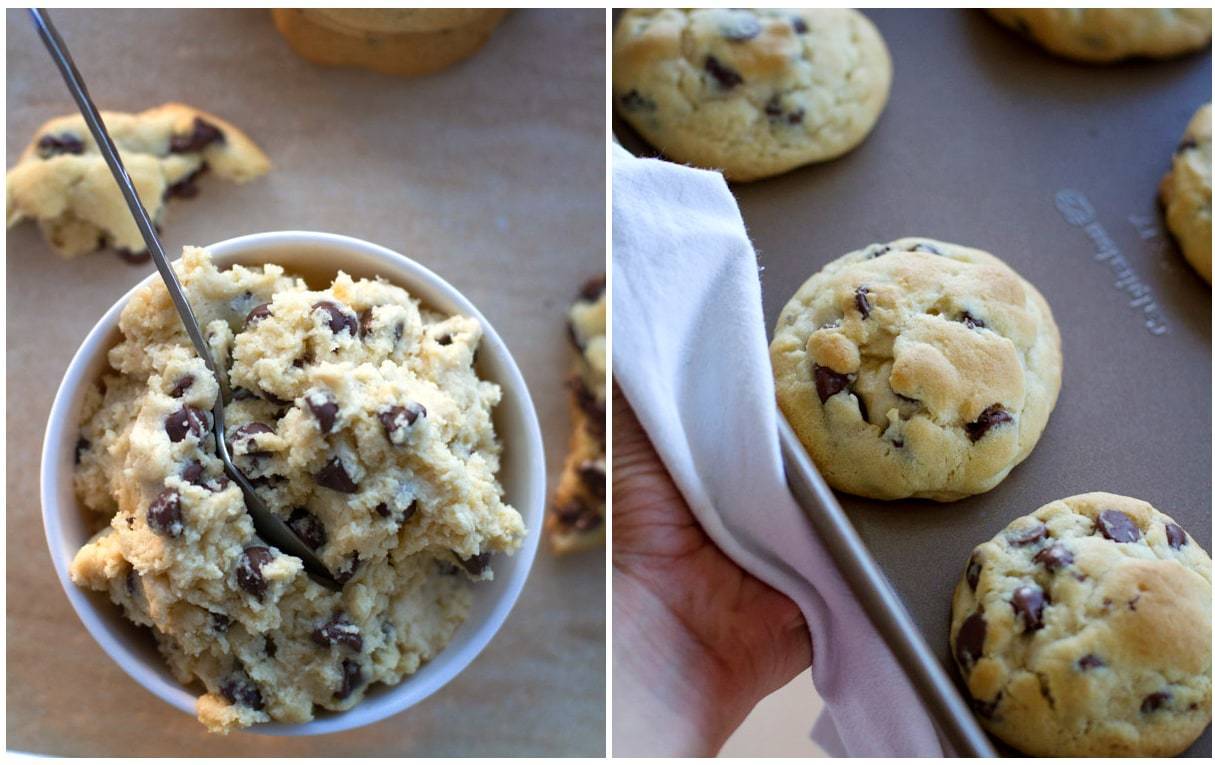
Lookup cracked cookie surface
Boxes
[770,237,1061,501]
[548,277,606,553]
[988,8,1212,63]
[950,493,1212,756]
[613,8,891,182]
[1160,103,1211,284]
[70,247,525,732]
[6,103,268,260]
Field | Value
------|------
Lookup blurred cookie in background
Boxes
[988,8,1212,63]
[1159,103,1211,284]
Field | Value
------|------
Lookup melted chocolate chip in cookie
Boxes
[1034,544,1073,572]
[164,166,207,200]
[813,364,853,403]
[1166,522,1188,549]
[312,612,363,652]
[578,460,606,499]
[75,437,90,465]
[791,16,808,34]
[220,670,264,710]
[459,552,492,576]
[1077,654,1105,671]
[1007,522,1047,547]
[336,659,364,700]
[37,133,85,158]
[619,89,656,112]
[169,117,224,154]
[1011,585,1046,632]
[965,553,982,590]
[854,286,871,319]
[954,612,986,671]
[705,55,743,89]
[965,405,1013,442]
[1141,691,1171,713]
[960,311,985,329]
[312,301,359,337]
[1096,509,1140,543]
[556,499,603,531]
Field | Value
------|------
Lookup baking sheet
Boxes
[616,8,1211,757]
[6,8,605,756]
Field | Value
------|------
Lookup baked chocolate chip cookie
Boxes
[770,238,1062,501]
[613,9,892,182]
[951,493,1212,756]
[548,277,606,553]
[1160,103,1211,284]
[989,8,1212,63]
[6,103,269,260]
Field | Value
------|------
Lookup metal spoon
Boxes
[30,8,339,590]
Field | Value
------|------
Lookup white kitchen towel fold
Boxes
[611,145,944,757]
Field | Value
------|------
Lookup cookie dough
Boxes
[950,493,1212,756]
[548,277,606,553]
[613,8,892,182]
[70,247,525,733]
[272,9,509,77]
[1160,103,1212,284]
[988,8,1212,63]
[770,238,1062,501]
[6,103,269,260]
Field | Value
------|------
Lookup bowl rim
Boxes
[39,230,545,736]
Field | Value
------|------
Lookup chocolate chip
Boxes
[1096,509,1140,543]
[315,457,357,493]
[286,508,327,550]
[813,364,853,403]
[165,406,210,442]
[335,552,361,585]
[965,553,982,590]
[720,13,761,41]
[1034,544,1073,571]
[1166,522,1188,549]
[147,488,183,537]
[236,546,273,599]
[1011,585,1046,632]
[219,671,264,710]
[972,693,1000,719]
[125,568,139,597]
[960,311,985,329]
[1141,691,1170,713]
[569,377,606,438]
[306,392,339,434]
[965,405,1013,442]
[211,612,230,633]
[954,612,986,671]
[1007,522,1047,547]
[164,166,206,200]
[169,117,224,153]
[37,133,86,157]
[1177,137,1199,153]
[436,332,453,346]
[854,286,871,319]
[912,242,942,255]
[336,659,363,700]
[169,375,195,398]
[459,552,491,576]
[232,421,273,442]
[245,303,271,327]
[791,16,808,34]
[764,96,783,118]
[75,437,90,464]
[115,248,152,265]
[705,55,743,88]
[578,461,606,499]
[400,500,418,524]
[555,499,602,531]
[312,612,363,652]
[379,403,427,444]
[855,394,869,423]
[619,89,656,112]
[374,502,392,519]
[1078,654,1104,670]
[580,275,606,302]
[264,636,277,658]
[312,301,358,336]
[868,244,892,258]
[232,386,256,401]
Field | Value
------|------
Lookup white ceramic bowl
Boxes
[40,231,545,735]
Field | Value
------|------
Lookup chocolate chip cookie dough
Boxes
[770,238,1062,501]
[613,8,892,182]
[1160,103,1212,284]
[988,8,1212,63]
[950,493,1212,756]
[6,103,268,260]
[548,277,606,554]
[69,247,525,733]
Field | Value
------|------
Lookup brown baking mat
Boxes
[616,8,1211,757]
[7,8,605,756]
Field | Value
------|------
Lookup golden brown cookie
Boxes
[1160,103,1211,283]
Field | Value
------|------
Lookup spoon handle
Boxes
[28,8,219,380]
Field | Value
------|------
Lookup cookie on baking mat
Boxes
[1159,103,1212,284]
[988,8,1212,63]
[613,8,891,182]
[951,492,1211,756]
[770,238,1061,501]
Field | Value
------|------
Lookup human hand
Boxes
[611,383,813,757]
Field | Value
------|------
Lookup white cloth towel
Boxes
[611,145,944,757]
